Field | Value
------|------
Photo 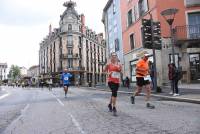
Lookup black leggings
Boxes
[108,82,119,97]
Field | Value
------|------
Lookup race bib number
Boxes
[64,77,69,81]
[144,75,151,81]
[111,72,120,79]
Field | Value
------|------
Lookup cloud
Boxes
[0,0,63,26]
[0,0,108,69]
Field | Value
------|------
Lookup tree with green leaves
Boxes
[8,65,21,81]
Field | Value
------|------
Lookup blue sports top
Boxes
[61,72,72,85]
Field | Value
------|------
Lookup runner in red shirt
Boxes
[104,52,122,116]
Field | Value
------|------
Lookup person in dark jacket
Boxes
[173,66,182,96]
[125,76,130,89]
[168,63,181,96]
[168,63,175,95]
[149,61,155,90]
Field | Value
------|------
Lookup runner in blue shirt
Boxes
[61,69,72,97]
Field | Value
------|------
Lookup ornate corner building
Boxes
[39,1,107,86]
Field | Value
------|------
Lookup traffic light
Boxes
[142,19,162,50]
[142,19,152,49]
[153,22,162,50]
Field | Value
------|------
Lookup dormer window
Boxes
[68,24,72,31]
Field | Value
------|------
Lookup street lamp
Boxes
[161,8,179,64]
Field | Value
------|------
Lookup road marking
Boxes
[69,113,86,134]
[22,104,30,113]
[5,104,30,133]
[56,98,64,106]
[0,93,10,100]
[51,93,86,134]
[52,93,65,106]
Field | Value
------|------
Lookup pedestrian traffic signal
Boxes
[153,22,162,50]
[142,19,153,49]
[142,19,162,50]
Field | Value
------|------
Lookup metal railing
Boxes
[175,24,200,41]
[185,0,200,7]
[60,54,80,59]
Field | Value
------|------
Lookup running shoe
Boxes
[130,96,135,104]
[108,104,112,112]
[113,107,117,116]
[173,93,180,96]
[146,103,155,109]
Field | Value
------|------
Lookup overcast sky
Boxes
[0,0,108,69]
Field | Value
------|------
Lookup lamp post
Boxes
[161,8,179,65]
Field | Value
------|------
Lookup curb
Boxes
[161,86,200,91]
[84,87,200,104]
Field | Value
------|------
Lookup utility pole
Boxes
[150,14,158,92]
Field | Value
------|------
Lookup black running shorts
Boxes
[108,82,119,97]
[136,77,150,87]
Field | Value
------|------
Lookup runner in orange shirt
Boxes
[104,52,122,116]
[130,53,155,109]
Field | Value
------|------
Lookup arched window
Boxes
[68,24,72,31]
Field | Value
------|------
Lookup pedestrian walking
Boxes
[104,52,122,116]
[61,69,73,98]
[149,61,155,90]
[125,76,130,89]
[130,52,155,109]
[47,78,53,91]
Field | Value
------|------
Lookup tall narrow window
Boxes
[67,35,73,46]
[128,9,133,27]
[68,48,73,55]
[138,0,148,17]
[115,38,120,51]
[68,24,72,31]
[68,59,73,68]
[188,12,200,39]
[113,0,116,14]
[130,34,135,50]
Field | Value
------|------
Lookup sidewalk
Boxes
[84,83,200,104]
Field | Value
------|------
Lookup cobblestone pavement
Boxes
[0,87,200,134]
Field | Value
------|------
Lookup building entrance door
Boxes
[189,53,200,82]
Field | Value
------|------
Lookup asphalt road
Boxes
[0,86,199,134]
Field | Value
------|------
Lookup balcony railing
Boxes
[185,0,200,7]
[60,54,80,59]
[175,24,200,41]
[68,67,85,71]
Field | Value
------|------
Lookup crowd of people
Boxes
[3,50,182,117]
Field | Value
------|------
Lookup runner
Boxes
[61,69,72,97]
[104,52,122,116]
[47,78,53,91]
[130,52,155,109]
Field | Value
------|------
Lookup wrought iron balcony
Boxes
[60,54,80,59]
[185,0,200,7]
[175,24,200,41]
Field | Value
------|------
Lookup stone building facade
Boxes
[39,1,106,86]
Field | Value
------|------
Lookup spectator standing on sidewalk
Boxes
[168,63,175,95]
[173,65,182,96]
[104,52,122,116]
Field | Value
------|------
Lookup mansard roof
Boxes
[60,1,79,20]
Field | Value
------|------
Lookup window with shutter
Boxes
[127,9,133,27]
